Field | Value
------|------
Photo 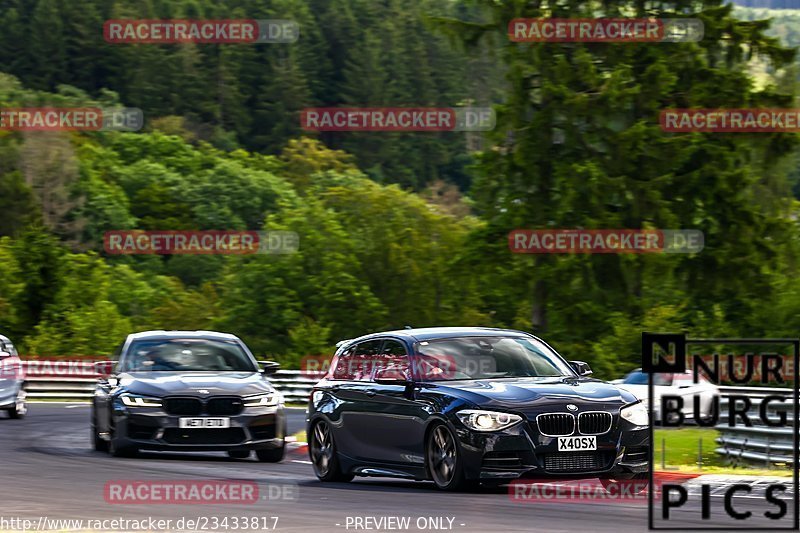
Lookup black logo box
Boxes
[642,333,800,530]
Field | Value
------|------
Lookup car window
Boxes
[415,336,573,381]
[372,339,411,380]
[120,339,257,372]
[623,371,673,386]
[0,339,17,356]
[331,345,358,380]
[331,340,383,381]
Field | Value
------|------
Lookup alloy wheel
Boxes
[311,421,333,477]
[428,425,457,487]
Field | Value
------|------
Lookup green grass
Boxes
[654,428,792,477]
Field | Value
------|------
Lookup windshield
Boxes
[415,336,574,381]
[121,339,257,372]
[623,371,673,386]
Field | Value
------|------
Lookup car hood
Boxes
[116,371,274,397]
[428,377,638,410]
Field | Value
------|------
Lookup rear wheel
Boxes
[7,388,26,419]
[426,423,474,491]
[309,420,352,482]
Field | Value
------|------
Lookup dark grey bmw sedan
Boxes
[92,330,285,461]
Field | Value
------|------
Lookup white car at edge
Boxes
[613,368,717,424]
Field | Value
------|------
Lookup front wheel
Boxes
[91,410,108,452]
[7,388,26,419]
[108,425,137,458]
[309,420,353,482]
[256,444,285,463]
[426,423,474,491]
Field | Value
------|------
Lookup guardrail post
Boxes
[698,437,702,470]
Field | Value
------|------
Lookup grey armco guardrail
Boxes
[714,385,795,466]
[20,361,316,405]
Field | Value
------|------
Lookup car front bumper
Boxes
[112,404,286,452]
[454,419,650,481]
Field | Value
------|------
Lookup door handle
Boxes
[365,390,376,397]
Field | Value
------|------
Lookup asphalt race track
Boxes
[0,405,793,532]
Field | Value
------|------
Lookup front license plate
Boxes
[179,417,230,428]
[557,435,597,451]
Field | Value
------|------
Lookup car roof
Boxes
[342,327,536,346]
[126,330,241,341]
[0,334,10,343]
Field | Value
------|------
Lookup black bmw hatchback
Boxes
[307,327,649,491]
[92,330,286,461]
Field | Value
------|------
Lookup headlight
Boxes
[243,392,283,408]
[456,409,522,432]
[120,394,162,408]
[620,401,649,426]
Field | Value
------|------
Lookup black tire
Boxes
[309,420,353,482]
[425,423,475,491]
[599,473,649,495]
[108,425,137,458]
[227,450,251,459]
[91,410,109,452]
[256,444,285,463]
[7,387,26,419]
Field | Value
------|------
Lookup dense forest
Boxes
[1,0,799,379]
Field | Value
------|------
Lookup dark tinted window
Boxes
[355,340,383,358]
[382,340,408,357]
[331,339,385,381]
[121,338,256,372]
[373,339,411,380]
[415,336,573,381]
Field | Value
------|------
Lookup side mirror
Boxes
[94,361,115,377]
[374,366,411,385]
[569,360,593,377]
[261,361,280,376]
